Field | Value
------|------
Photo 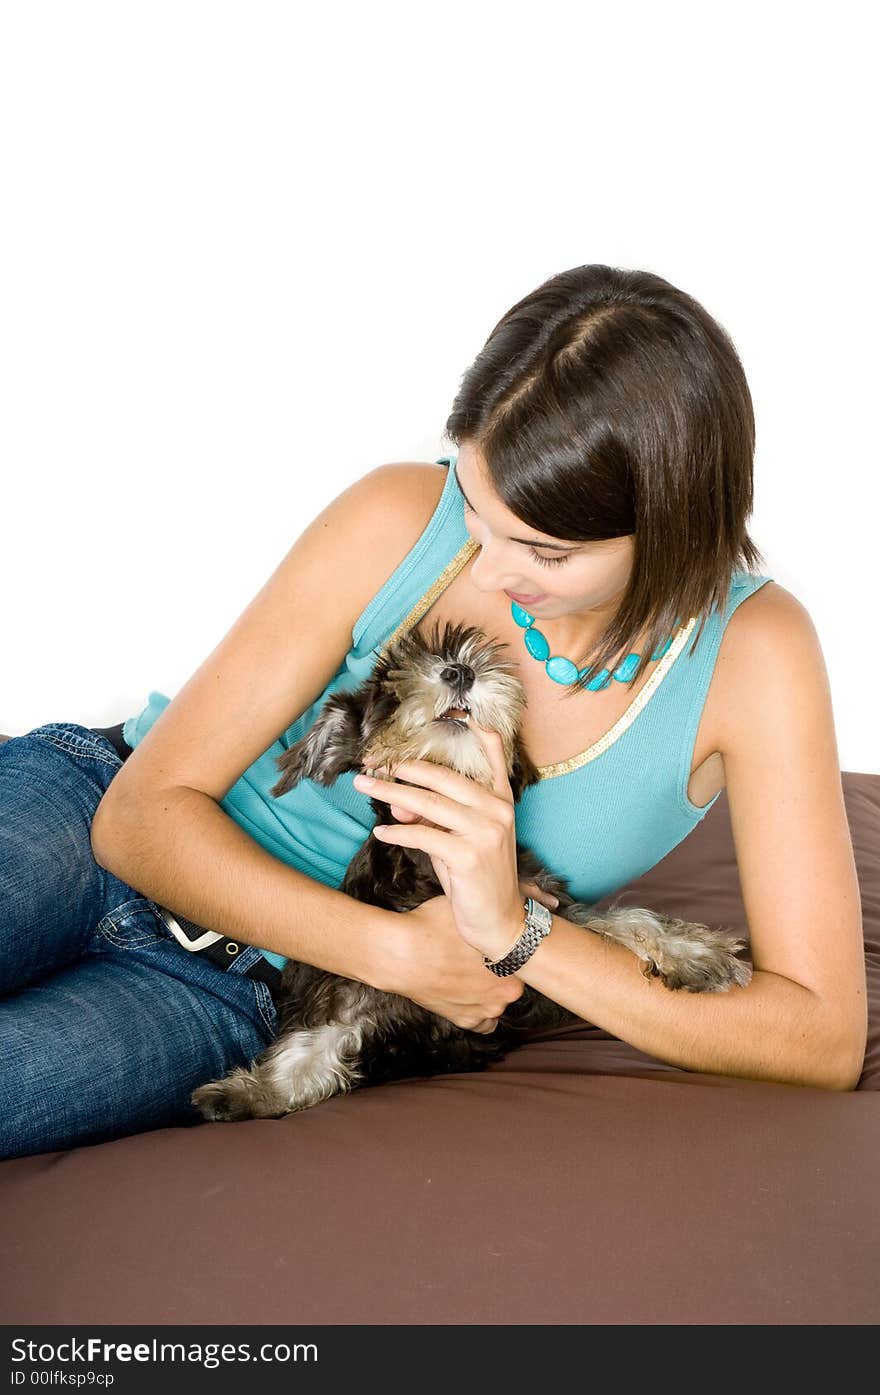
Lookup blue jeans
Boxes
[0,721,280,1160]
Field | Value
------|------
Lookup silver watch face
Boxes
[526,897,553,930]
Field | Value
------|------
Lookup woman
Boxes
[0,264,866,1160]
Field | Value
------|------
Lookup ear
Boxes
[270,690,369,797]
[508,734,541,802]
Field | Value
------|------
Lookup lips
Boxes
[505,589,546,604]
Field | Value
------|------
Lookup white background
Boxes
[1,0,876,773]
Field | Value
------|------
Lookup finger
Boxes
[355,772,474,834]
[392,806,444,832]
[361,759,492,814]
[470,723,515,804]
[520,881,560,910]
[371,821,462,866]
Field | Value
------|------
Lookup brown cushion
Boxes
[1,741,878,1325]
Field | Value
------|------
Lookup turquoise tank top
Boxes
[123,454,772,971]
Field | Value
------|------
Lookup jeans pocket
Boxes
[30,722,124,771]
[93,898,169,949]
[252,977,279,1044]
[99,900,280,1052]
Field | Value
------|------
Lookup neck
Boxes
[535,609,631,668]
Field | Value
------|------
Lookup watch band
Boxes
[482,896,553,977]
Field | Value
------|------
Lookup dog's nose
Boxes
[440,663,475,691]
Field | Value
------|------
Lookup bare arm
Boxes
[89,462,440,979]
[92,783,386,985]
[90,460,523,1026]
[510,587,867,1092]
[92,789,524,1027]
[508,917,848,1089]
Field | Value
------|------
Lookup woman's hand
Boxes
[352,724,540,961]
[375,791,559,918]
[378,893,526,1034]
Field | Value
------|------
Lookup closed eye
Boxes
[530,549,570,568]
[461,499,572,568]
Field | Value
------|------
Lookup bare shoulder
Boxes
[335,461,450,613]
[374,461,449,531]
[723,577,804,638]
[712,580,821,749]
[94,459,452,814]
[364,461,450,561]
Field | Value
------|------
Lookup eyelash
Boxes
[461,500,572,567]
[530,549,570,568]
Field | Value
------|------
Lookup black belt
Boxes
[91,722,284,1002]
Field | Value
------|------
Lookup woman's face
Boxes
[453,444,635,633]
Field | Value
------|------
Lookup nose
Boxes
[469,548,530,594]
[440,663,474,692]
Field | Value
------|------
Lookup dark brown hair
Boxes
[443,263,766,698]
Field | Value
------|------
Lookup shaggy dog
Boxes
[192,621,750,1121]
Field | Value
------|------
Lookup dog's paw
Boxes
[191,1080,241,1122]
[567,904,753,995]
[644,922,753,994]
[190,1065,276,1122]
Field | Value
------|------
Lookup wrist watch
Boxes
[482,896,554,977]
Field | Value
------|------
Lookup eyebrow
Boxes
[452,464,580,552]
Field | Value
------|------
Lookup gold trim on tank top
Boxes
[533,614,697,779]
[384,539,482,649]
[387,536,698,783]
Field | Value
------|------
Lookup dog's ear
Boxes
[270,691,368,797]
[508,735,541,802]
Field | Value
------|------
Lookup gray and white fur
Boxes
[192,620,751,1121]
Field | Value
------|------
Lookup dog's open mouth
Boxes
[435,704,471,728]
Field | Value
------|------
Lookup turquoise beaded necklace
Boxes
[509,599,677,690]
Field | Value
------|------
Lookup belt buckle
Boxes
[157,906,224,952]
